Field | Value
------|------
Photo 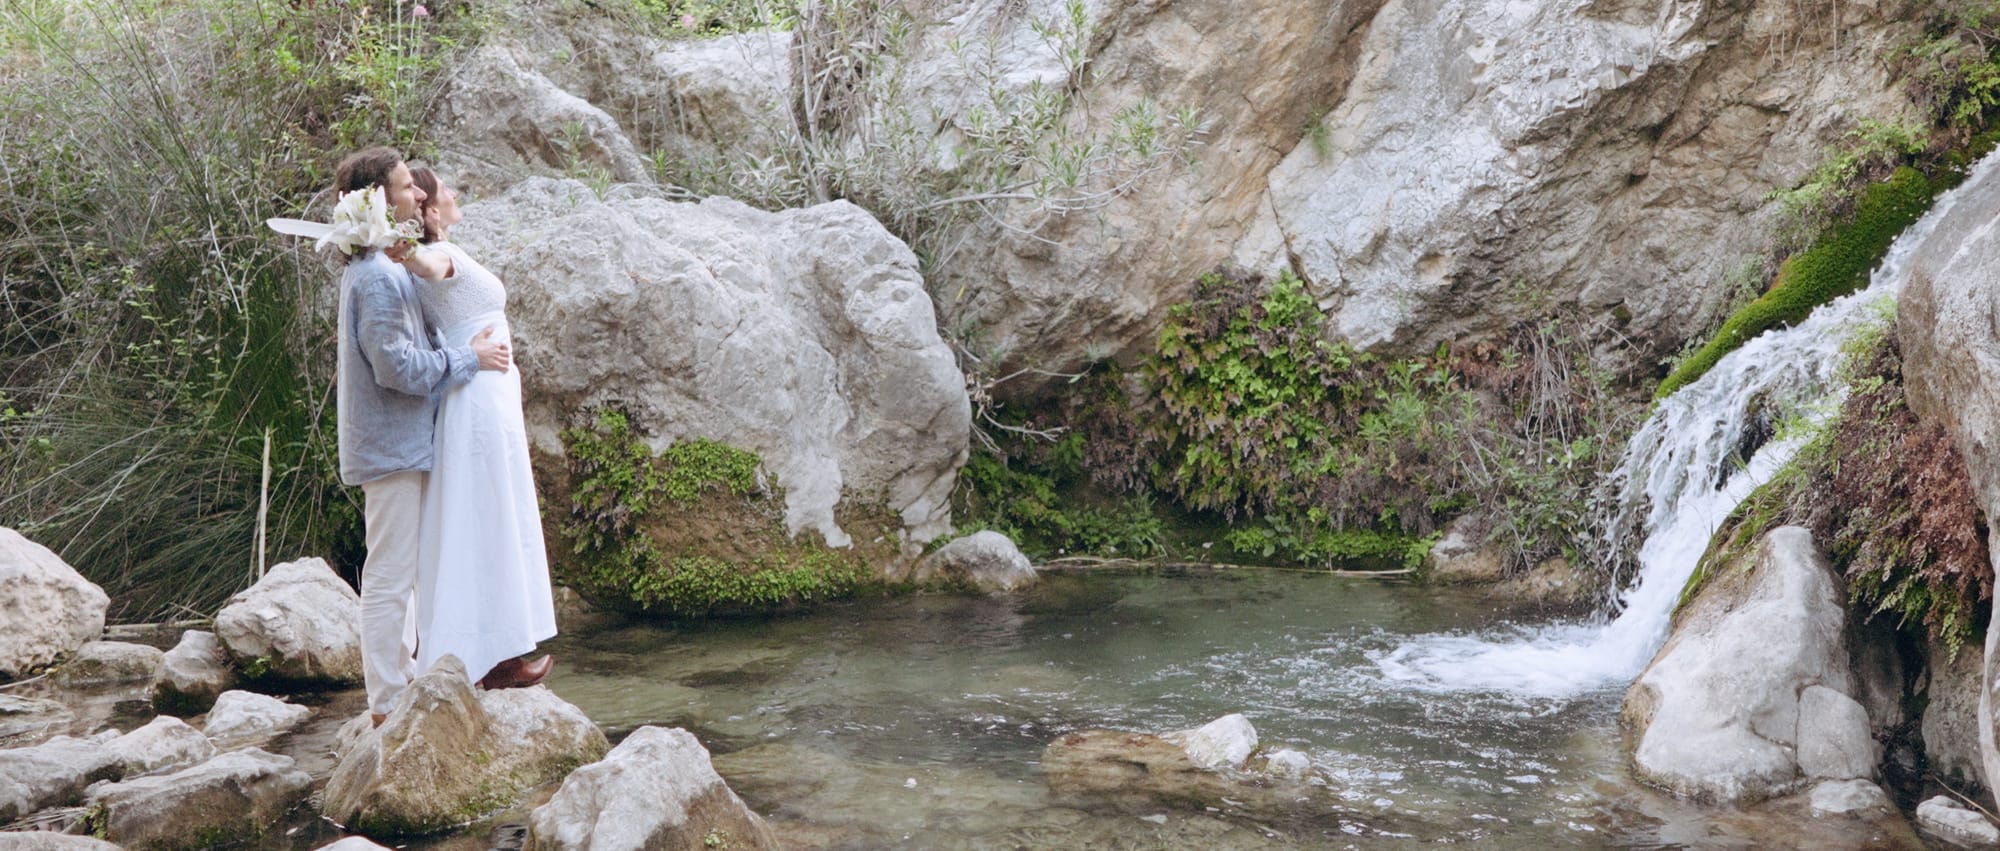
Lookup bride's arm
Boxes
[392,244,455,282]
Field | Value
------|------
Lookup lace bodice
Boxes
[414,242,507,330]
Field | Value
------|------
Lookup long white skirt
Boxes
[415,313,557,684]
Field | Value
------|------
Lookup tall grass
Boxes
[0,0,467,621]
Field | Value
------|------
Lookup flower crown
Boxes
[266,186,422,256]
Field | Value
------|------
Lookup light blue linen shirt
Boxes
[336,250,478,485]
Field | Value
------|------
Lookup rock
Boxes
[1042,718,1340,819]
[1925,640,1986,796]
[1491,556,1592,609]
[201,690,311,742]
[53,640,164,687]
[0,734,120,822]
[153,629,237,715]
[0,527,108,680]
[1899,154,2000,812]
[1261,748,1312,780]
[0,836,125,850]
[529,726,779,851]
[450,180,969,550]
[0,693,74,746]
[1796,685,1877,780]
[313,839,393,851]
[1162,714,1258,770]
[213,557,363,684]
[84,747,310,850]
[428,43,653,200]
[1621,526,1853,804]
[1424,517,1504,584]
[107,716,217,777]
[323,656,608,835]
[912,531,1037,592]
[1809,779,1892,817]
[1916,795,2000,847]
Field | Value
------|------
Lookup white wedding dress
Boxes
[412,241,556,685]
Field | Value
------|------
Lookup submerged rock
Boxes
[53,640,163,687]
[0,693,74,746]
[153,629,237,715]
[530,725,779,851]
[1916,795,2000,847]
[912,531,1037,592]
[1042,714,1334,820]
[323,655,608,836]
[0,734,120,822]
[0,527,109,681]
[84,747,310,851]
[1621,526,1864,804]
[213,558,362,684]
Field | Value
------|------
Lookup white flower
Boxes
[315,186,418,256]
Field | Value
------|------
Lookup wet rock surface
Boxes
[530,725,778,851]
[83,747,312,850]
[213,558,363,685]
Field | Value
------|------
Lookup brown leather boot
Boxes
[478,654,553,690]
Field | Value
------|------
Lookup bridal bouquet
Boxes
[267,187,422,256]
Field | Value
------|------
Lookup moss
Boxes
[1657,167,1935,399]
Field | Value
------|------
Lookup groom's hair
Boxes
[334,146,404,196]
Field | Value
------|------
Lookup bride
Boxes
[400,167,557,690]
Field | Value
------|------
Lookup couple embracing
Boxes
[330,147,557,726]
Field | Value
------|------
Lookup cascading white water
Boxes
[1372,151,2000,699]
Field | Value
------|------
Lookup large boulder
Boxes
[1924,640,1987,797]
[83,748,311,851]
[0,734,121,821]
[52,640,163,688]
[529,725,779,851]
[152,629,237,715]
[1621,526,1870,804]
[322,655,608,835]
[911,531,1037,591]
[450,179,970,549]
[213,557,362,684]
[1897,149,2000,808]
[0,527,108,680]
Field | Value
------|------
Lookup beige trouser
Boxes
[359,470,425,716]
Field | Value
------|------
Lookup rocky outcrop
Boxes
[0,527,108,680]
[1041,713,1334,818]
[0,734,120,821]
[153,629,237,715]
[529,725,779,851]
[911,531,1037,591]
[450,179,969,549]
[201,690,312,743]
[1924,641,1986,796]
[323,656,608,835]
[1895,149,2000,808]
[213,557,363,684]
[1621,526,1873,804]
[53,640,163,687]
[84,748,311,851]
[106,716,216,777]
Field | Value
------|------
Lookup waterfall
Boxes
[1371,152,2000,699]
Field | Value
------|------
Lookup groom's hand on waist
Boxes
[472,327,511,373]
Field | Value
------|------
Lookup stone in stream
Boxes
[51,639,164,688]
[213,557,363,685]
[911,531,1037,592]
[201,690,312,743]
[152,629,237,715]
[0,693,74,747]
[0,527,109,681]
[312,839,392,851]
[1041,714,1343,822]
[322,655,607,836]
[106,715,217,777]
[83,747,311,850]
[529,725,779,851]
[1808,779,1892,817]
[0,733,121,822]
[0,836,125,850]
[1916,795,2000,847]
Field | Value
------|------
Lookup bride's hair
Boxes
[409,167,442,244]
[333,146,405,264]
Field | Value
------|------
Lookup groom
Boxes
[331,147,510,725]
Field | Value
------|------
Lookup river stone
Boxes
[53,640,163,687]
[1917,795,2000,847]
[0,693,73,746]
[1261,748,1312,780]
[1621,526,1852,804]
[1163,714,1259,770]
[912,531,1037,592]
[213,557,362,684]
[1796,685,1877,781]
[450,179,969,550]
[84,747,310,850]
[314,839,392,851]
[1041,724,1339,820]
[201,690,311,742]
[1898,153,2000,811]
[529,725,778,851]
[0,734,121,822]
[1809,779,1893,817]
[0,527,109,681]
[153,629,237,715]
[0,837,125,850]
[108,715,216,777]
[323,655,608,836]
